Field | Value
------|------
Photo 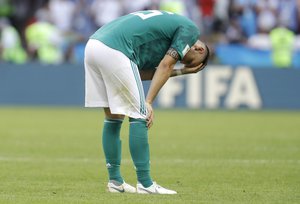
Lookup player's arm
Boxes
[145,50,177,128]
[140,47,204,80]
[146,53,176,104]
[142,66,206,80]
[139,48,179,81]
[170,63,204,77]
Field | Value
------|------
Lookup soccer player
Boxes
[84,10,209,194]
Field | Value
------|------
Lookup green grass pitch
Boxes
[0,107,299,204]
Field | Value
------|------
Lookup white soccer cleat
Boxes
[136,182,177,194]
[107,180,136,193]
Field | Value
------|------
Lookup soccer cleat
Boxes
[136,182,177,194]
[107,180,136,193]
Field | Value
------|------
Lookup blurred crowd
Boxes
[0,0,300,65]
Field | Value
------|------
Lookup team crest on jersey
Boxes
[182,45,190,56]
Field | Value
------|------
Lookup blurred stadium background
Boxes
[0,0,300,203]
[0,0,300,108]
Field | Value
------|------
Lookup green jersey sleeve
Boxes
[170,25,200,60]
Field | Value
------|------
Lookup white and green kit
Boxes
[84,10,200,190]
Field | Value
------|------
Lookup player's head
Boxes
[181,40,210,70]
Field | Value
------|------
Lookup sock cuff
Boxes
[104,118,123,123]
[129,118,146,123]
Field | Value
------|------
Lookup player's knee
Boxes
[104,108,125,120]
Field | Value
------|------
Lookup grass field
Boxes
[0,107,299,204]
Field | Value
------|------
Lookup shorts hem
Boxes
[111,109,147,119]
[85,102,108,107]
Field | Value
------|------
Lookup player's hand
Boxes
[145,102,154,129]
[182,63,204,74]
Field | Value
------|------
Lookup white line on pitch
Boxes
[0,156,299,165]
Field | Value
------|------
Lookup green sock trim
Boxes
[102,118,123,183]
[129,118,153,187]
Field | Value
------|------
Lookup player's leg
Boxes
[128,63,177,194]
[85,39,123,184]
[102,58,176,194]
[129,117,152,187]
[102,108,124,184]
[101,58,153,188]
[116,61,152,188]
[103,108,136,193]
[84,39,135,193]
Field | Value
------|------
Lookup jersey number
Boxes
[132,10,173,20]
